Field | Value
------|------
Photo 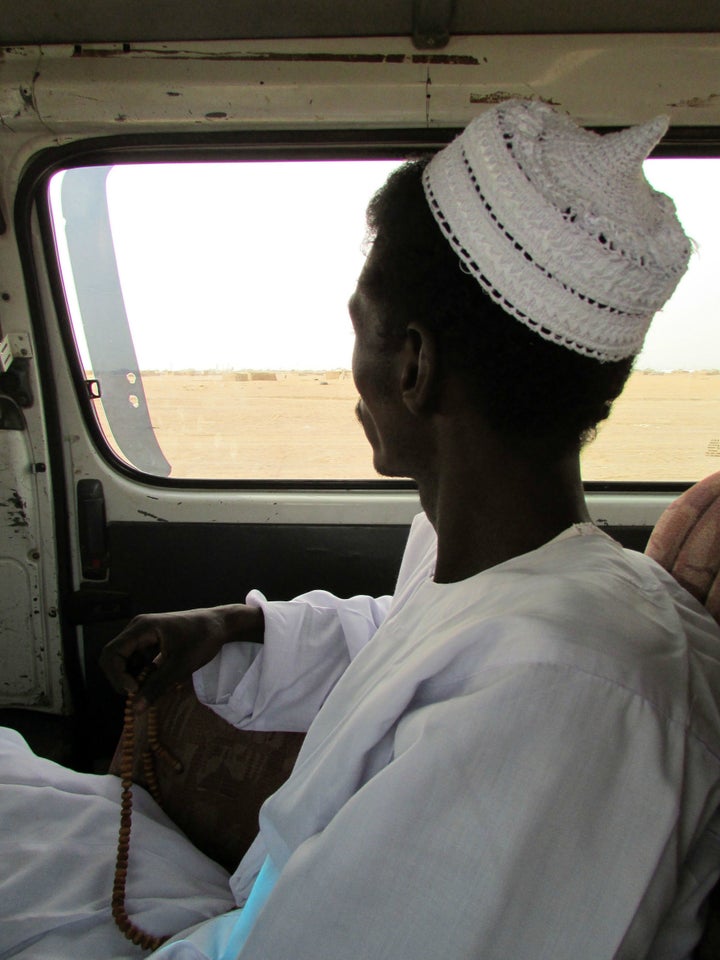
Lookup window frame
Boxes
[21,125,720,493]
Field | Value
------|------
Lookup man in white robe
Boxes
[182,515,720,960]
[2,100,720,960]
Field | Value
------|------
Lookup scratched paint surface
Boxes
[0,428,49,706]
[1,36,719,136]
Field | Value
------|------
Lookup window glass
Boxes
[48,155,719,483]
[49,159,402,479]
[581,157,720,482]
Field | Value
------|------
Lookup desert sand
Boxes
[134,370,719,483]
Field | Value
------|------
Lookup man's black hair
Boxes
[361,159,635,455]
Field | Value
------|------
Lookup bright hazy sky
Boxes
[51,156,719,373]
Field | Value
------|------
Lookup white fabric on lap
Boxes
[154,856,280,959]
[0,728,234,959]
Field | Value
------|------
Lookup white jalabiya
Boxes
[2,515,720,959]
[183,515,720,959]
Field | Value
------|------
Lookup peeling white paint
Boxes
[0,35,719,139]
[0,423,61,708]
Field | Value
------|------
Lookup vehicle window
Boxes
[47,155,719,483]
[48,159,402,480]
[581,157,720,483]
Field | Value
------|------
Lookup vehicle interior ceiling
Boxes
[1,1,719,770]
[3,0,720,46]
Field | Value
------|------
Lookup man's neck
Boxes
[418,439,590,584]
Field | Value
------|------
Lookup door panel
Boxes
[0,380,64,712]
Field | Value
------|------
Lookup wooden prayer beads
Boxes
[111,676,183,951]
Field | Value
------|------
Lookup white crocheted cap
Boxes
[422,100,692,361]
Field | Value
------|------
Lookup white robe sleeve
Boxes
[235,663,719,960]
[192,514,433,733]
[192,590,392,732]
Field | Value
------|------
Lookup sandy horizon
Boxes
[101,369,720,483]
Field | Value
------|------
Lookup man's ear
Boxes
[400,323,440,415]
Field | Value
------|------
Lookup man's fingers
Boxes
[135,657,184,707]
[99,645,145,694]
[103,654,140,694]
[100,620,162,693]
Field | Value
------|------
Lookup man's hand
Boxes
[99,603,264,710]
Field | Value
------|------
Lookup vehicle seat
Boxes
[108,684,303,872]
[645,470,720,960]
